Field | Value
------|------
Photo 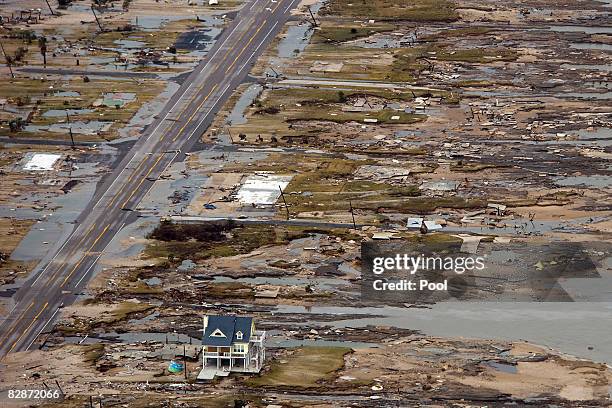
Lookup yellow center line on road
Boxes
[272,0,284,13]
[61,224,111,287]
[225,22,265,74]
[0,301,34,346]
[106,156,151,209]
[172,84,219,142]
[119,154,166,208]
[45,222,98,286]
[8,302,48,353]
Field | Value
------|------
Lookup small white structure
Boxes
[22,153,62,171]
[235,174,292,206]
[208,0,219,5]
[407,217,443,231]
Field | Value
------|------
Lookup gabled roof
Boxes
[202,315,253,346]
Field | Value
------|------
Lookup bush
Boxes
[148,220,236,242]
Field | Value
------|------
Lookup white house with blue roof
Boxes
[199,315,266,380]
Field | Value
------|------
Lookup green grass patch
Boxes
[145,222,360,263]
[145,224,281,262]
[79,344,105,365]
[262,87,442,106]
[435,48,518,63]
[104,301,154,322]
[322,0,459,22]
[391,45,517,81]
[281,158,425,213]
[313,24,396,43]
[246,346,350,388]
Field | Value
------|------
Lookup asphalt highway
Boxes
[0,0,301,358]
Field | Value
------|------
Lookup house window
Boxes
[236,331,243,340]
[210,328,226,338]
[232,344,246,353]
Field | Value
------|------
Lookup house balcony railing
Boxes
[203,351,248,358]
[250,330,266,343]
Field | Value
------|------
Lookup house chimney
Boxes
[203,315,208,332]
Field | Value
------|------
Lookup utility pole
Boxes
[269,66,280,78]
[45,0,55,16]
[0,41,15,79]
[69,127,75,149]
[183,345,187,380]
[349,200,356,229]
[279,186,289,220]
[54,380,64,398]
[90,6,103,31]
[307,6,318,27]
[66,110,75,149]
[226,125,234,143]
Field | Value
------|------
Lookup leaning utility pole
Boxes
[54,380,64,398]
[349,200,356,229]
[269,65,280,78]
[0,41,15,78]
[307,6,318,27]
[279,186,289,220]
[69,127,75,149]
[45,0,55,16]
[90,6,103,31]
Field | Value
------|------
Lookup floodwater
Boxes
[562,63,612,72]
[114,39,147,49]
[576,127,612,140]
[25,121,113,135]
[119,81,180,139]
[446,216,604,235]
[273,303,612,364]
[570,42,612,52]
[132,15,217,31]
[277,0,323,58]
[227,84,263,125]
[52,91,81,97]
[277,22,314,58]
[558,91,612,100]
[485,361,518,374]
[554,175,612,188]
[550,25,612,34]
[42,108,93,117]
